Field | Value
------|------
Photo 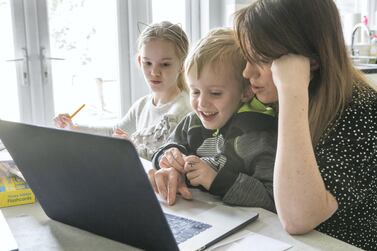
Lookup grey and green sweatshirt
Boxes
[152,98,277,211]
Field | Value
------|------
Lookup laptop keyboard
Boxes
[164,213,212,244]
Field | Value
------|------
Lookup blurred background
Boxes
[0,0,376,126]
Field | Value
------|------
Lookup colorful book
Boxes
[0,171,35,208]
[0,149,35,207]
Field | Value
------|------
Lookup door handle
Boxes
[5,47,29,86]
[40,47,65,83]
[6,58,24,62]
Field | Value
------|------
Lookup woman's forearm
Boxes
[274,92,338,234]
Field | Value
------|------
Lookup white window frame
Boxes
[9,0,227,123]
[10,0,54,125]
[117,0,151,116]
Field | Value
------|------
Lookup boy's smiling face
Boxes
[188,64,251,130]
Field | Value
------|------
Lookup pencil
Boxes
[69,104,85,119]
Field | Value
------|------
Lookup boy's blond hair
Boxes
[185,28,249,91]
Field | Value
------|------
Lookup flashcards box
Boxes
[0,172,35,208]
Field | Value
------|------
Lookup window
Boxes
[1,0,212,125]
[335,0,377,45]
[47,0,121,125]
[152,0,186,31]
[0,0,20,121]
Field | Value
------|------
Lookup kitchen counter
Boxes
[355,63,377,74]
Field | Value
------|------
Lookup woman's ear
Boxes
[310,58,320,71]
[241,84,254,102]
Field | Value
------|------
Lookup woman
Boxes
[235,0,376,250]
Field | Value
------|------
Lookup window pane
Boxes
[0,0,20,121]
[47,0,120,125]
[152,0,186,30]
[336,0,371,46]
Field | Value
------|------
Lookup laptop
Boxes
[0,119,258,251]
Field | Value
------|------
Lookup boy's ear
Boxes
[137,55,141,66]
[241,85,254,102]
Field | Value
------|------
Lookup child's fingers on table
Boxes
[154,169,169,200]
[159,157,170,168]
[167,172,179,205]
[147,169,159,194]
[164,151,185,172]
[170,148,185,166]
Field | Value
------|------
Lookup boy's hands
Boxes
[148,147,191,205]
[159,147,185,172]
[159,149,217,190]
[184,155,217,190]
[149,148,217,205]
[148,168,192,205]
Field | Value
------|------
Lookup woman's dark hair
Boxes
[234,0,368,145]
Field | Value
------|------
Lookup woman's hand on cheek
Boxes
[271,54,311,94]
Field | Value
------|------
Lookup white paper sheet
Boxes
[208,230,292,251]
[0,149,12,161]
[0,210,18,251]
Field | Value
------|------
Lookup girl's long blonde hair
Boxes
[137,21,189,92]
[234,0,369,145]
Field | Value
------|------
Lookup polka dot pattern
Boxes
[315,84,377,250]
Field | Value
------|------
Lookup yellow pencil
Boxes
[69,104,85,119]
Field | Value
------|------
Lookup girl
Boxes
[54,21,192,160]
[235,0,377,250]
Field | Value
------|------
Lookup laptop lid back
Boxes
[0,120,178,251]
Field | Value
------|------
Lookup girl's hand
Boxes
[159,147,186,173]
[184,155,217,191]
[112,128,129,139]
[271,54,311,94]
[53,114,74,129]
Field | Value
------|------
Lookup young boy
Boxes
[149,28,277,211]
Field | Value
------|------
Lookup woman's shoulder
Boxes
[344,82,377,125]
[340,82,377,121]
[319,82,377,144]
[351,81,377,108]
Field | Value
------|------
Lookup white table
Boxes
[1,157,362,251]
[2,190,361,251]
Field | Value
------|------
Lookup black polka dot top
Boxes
[315,83,377,250]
